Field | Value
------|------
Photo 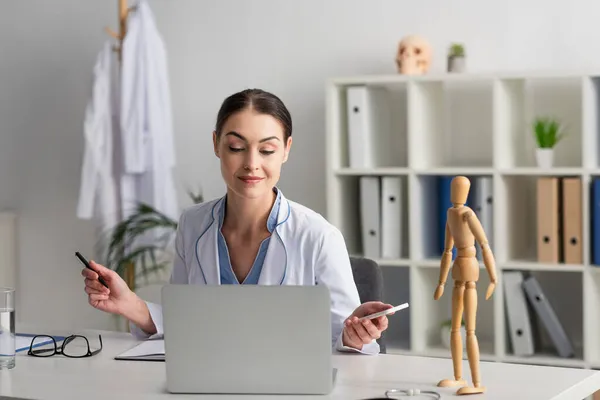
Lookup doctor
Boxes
[82,88,395,354]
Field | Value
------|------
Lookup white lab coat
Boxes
[130,191,381,355]
[119,0,178,222]
[78,0,178,240]
[76,41,120,234]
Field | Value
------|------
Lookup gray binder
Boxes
[360,176,381,259]
[522,276,574,358]
[503,271,534,356]
[471,176,493,261]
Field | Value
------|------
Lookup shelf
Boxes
[408,79,494,169]
[334,167,410,176]
[502,260,584,272]
[495,77,584,169]
[341,84,409,169]
[413,167,494,176]
[498,168,584,176]
[381,266,411,354]
[326,71,600,369]
[410,267,495,355]
[585,271,600,366]
[500,175,541,263]
[410,174,494,261]
[501,269,583,363]
[333,175,410,261]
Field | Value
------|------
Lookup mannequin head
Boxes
[450,176,470,206]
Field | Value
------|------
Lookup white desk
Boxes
[1,328,599,399]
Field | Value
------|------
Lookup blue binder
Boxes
[438,176,456,259]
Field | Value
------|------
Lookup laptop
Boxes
[161,284,335,395]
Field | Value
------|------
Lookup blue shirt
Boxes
[217,188,281,284]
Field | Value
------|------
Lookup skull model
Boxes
[395,35,432,75]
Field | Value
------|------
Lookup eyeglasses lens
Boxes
[30,335,55,356]
[63,336,89,357]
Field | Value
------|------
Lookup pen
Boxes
[75,251,109,289]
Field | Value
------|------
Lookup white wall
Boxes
[1,0,600,332]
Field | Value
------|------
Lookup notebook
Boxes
[115,339,165,361]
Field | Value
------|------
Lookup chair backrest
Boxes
[349,256,386,354]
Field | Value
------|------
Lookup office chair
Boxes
[349,256,386,354]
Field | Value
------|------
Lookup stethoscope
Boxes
[363,388,441,399]
[196,196,290,285]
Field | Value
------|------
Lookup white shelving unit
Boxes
[325,71,600,370]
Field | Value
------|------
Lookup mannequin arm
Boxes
[464,210,497,298]
[434,221,454,300]
[438,221,454,286]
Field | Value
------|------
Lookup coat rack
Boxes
[105,0,135,62]
[105,0,137,293]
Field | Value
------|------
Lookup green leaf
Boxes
[97,187,203,286]
[448,43,465,57]
[533,117,566,148]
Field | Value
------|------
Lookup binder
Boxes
[592,178,600,265]
[502,271,534,356]
[522,276,574,358]
[536,177,560,263]
[561,177,582,264]
[360,176,381,259]
[471,177,493,261]
[381,176,402,259]
[437,176,456,259]
[345,86,391,168]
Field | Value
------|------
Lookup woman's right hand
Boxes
[81,260,135,316]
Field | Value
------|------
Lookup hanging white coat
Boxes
[76,41,120,233]
[119,0,178,222]
[129,191,381,355]
[78,0,178,234]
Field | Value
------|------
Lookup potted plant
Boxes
[447,43,466,73]
[533,117,565,168]
[440,318,466,350]
[99,187,204,291]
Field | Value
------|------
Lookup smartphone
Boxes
[358,302,409,321]
[75,251,109,288]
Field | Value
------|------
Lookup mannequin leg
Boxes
[437,280,467,388]
[457,281,485,395]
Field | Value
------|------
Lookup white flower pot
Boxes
[441,324,466,350]
[536,148,554,168]
[447,56,466,73]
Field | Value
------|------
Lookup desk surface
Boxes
[1,328,599,400]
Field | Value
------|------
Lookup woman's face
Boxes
[213,107,292,200]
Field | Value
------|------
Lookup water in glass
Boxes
[0,308,15,369]
[0,288,15,369]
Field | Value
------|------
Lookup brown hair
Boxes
[214,88,292,143]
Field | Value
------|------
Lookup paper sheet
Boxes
[115,339,165,361]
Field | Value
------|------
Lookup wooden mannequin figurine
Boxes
[433,176,497,395]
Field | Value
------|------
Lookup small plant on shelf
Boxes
[532,117,566,168]
[447,43,466,73]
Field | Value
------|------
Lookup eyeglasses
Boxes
[27,334,103,358]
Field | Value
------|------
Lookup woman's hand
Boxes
[81,260,135,316]
[342,301,394,351]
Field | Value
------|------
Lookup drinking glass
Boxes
[0,287,15,369]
